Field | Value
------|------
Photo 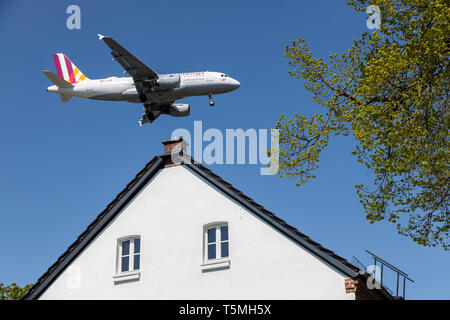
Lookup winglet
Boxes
[97,34,106,40]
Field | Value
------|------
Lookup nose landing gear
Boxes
[208,94,214,107]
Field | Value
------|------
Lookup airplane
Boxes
[43,34,240,125]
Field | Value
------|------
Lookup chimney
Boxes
[161,137,189,167]
[162,137,187,153]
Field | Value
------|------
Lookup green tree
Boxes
[276,0,449,249]
[0,282,33,300]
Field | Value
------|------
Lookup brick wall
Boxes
[345,276,392,300]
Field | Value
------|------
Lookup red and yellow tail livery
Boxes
[52,53,88,84]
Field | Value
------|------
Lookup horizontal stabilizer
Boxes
[42,70,73,88]
[60,94,72,102]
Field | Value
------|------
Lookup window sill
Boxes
[113,271,140,283]
[201,258,230,272]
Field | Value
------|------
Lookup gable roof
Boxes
[23,151,362,300]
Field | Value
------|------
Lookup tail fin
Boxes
[52,53,88,84]
[42,70,73,88]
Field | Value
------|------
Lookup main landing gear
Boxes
[208,94,214,107]
[139,104,158,126]
[139,94,147,103]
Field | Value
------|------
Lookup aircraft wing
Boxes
[98,34,158,80]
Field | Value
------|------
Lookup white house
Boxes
[23,138,392,300]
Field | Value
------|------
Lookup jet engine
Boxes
[155,74,180,89]
[169,103,190,117]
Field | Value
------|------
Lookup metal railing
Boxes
[365,250,414,299]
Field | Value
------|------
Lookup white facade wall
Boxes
[40,166,354,300]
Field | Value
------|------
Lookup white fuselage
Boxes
[47,71,240,104]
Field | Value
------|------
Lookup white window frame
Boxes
[113,235,141,283]
[201,222,230,271]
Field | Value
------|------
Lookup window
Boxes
[206,225,229,260]
[118,237,140,274]
[202,223,230,271]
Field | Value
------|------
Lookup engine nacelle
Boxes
[169,103,190,117]
[156,74,180,89]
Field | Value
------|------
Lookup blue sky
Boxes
[0,0,448,299]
